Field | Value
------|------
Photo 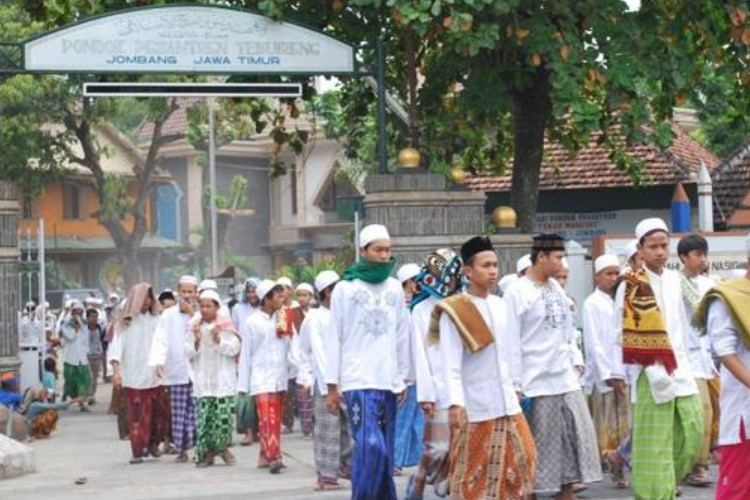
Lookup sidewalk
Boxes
[0,383,716,499]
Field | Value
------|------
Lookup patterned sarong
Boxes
[313,386,352,480]
[236,392,258,434]
[63,363,91,399]
[296,384,314,437]
[527,390,602,494]
[414,409,451,495]
[344,389,397,500]
[110,383,129,439]
[168,383,197,452]
[694,379,713,469]
[125,386,169,459]
[716,421,750,500]
[588,388,631,454]
[255,392,284,464]
[451,413,536,500]
[394,385,424,468]
[196,396,235,461]
[631,372,703,500]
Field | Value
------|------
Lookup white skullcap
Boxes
[359,224,390,248]
[296,283,314,295]
[256,279,278,301]
[595,254,620,274]
[396,263,421,283]
[70,299,84,311]
[276,277,293,289]
[498,274,518,295]
[516,254,532,274]
[315,270,340,292]
[635,217,669,241]
[199,279,217,292]
[179,275,199,287]
[561,257,570,270]
[624,240,639,260]
[199,289,221,305]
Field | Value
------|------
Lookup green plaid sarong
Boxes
[631,372,703,500]
[63,363,91,400]
[196,396,236,461]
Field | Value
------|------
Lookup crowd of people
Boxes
[2,217,750,500]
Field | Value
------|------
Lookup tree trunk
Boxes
[510,69,552,233]
[119,246,143,290]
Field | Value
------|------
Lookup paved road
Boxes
[0,383,717,499]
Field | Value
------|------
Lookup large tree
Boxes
[241,0,749,231]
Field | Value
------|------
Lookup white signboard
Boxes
[535,209,672,243]
[25,6,355,74]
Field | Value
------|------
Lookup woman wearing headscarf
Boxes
[108,282,168,464]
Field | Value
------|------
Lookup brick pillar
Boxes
[0,181,21,377]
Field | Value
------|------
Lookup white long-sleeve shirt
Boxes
[231,302,257,331]
[708,298,750,446]
[60,316,90,366]
[297,308,330,395]
[504,276,581,397]
[411,297,447,408]
[237,310,292,396]
[612,267,698,404]
[582,289,620,394]
[682,274,717,379]
[185,321,240,398]
[107,314,160,390]
[149,306,192,386]
[440,293,521,423]
[324,278,411,394]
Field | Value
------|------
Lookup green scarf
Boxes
[343,257,396,284]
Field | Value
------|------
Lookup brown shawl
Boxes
[117,282,159,330]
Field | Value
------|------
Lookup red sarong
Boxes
[716,420,750,500]
[255,392,284,465]
[125,386,169,458]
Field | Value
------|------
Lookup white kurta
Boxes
[297,308,330,395]
[148,306,192,386]
[237,310,292,396]
[504,276,580,397]
[107,314,161,390]
[60,317,90,366]
[581,289,620,394]
[440,293,521,423]
[185,322,240,398]
[411,297,447,409]
[612,267,698,404]
[682,274,717,379]
[231,302,257,331]
[708,299,750,446]
[324,277,411,394]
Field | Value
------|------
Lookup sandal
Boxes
[269,461,284,474]
[221,450,237,466]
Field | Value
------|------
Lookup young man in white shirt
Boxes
[108,283,167,464]
[324,224,410,500]
[298,270,353,491]
[613,218,702,499]
[677,234,717,487]
[238,279,291,474]
[504,233,601,499]
[231,276,261,446]
[696,234,750,500]
[440,236,536,499]
[149,275,199,463]
[582,254,630,488]
[407,248,463,500]
[60,300,91,412]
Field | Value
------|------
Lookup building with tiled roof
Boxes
[712,143,750,229]
[465,124,721,242]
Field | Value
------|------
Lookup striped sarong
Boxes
[631,372,703,500]
[296,384,314,437]
[63,363,90,400]
[527,390,602,494]
[588,388,631,453]
[168,383,197,452]
[344,389,397,500]
[694,378,714,469]
[313,386,352,480]
[394,385,424,468]
[451,413,536,500]
[196,396,236,461]
[283,379,297,431]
